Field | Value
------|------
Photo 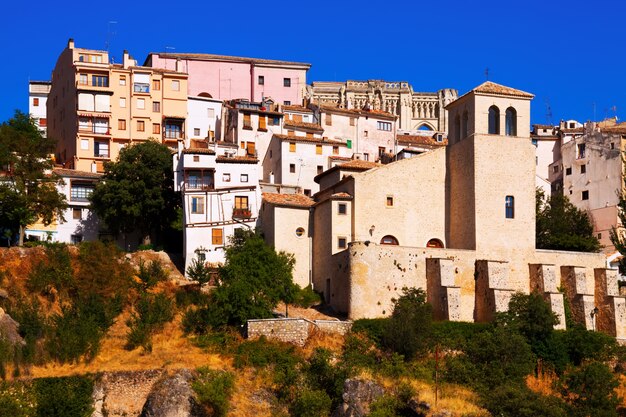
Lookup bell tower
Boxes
[445,82,535,253]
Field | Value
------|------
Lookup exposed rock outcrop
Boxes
[332,378,385,417]
[0,307,26,347]
[92,369,165,417]
[140,369,206,417]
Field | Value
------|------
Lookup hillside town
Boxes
[18,39,626,341]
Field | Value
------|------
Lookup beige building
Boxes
[29,81,51,136]
[47,39,188,172]
[266,81,625,340]
[307,80,457,132]
[531,124,560,195]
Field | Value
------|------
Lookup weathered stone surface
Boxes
[0,308,26,347]
[93,369,165,417]
[140,369,206,417]
[407,398,430,416]
[247,318,352,346]
[331,378,384,417]
[0,288,9,299]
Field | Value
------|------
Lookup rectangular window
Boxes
[289,163,296,173]
[33,98,39,106]
[317,165,323,175]
[338,203,347,215]
[270,116,280,126]
[153,123,161,134]
[137,120,145,132]
[243,113,251,129]
[70,182,95,202]
[289,142,296,152]
[72,208,82,220]
[119,76,126,86]
[258,75,264,85]
[191,196,205,214]
[350,117,355,126]
[377,121,392,131]
[505,195,515,218]
[386,196,394,207]
[582,190,589,200]
[81,138,89,150]
[332,146,339,155]
[212,228,223,245]
[304,189,311,196]
[241,174,248,183]
[258,116,266,130]
[565,167,572,175]
[118,119,126,130]
[119,97,126,108]
[581,165,586,174]
[39,118,47,127]
[152,101,160,112]
[94,141,109,158]
[287,130,295,136]
[306,132,314,138]
[153,79,161,91]
[378,147,385,157]
[325,114,332,126]
[79,74,88,85]
[208,108,215,118]
[223,173,231,182]
[137,98,145,109]
[171,80,180,91]
[364,130,368,137]
[133,82,150,93]
[577,143,586,159]
[92,75,109,87]
[235,196,249,209]
[316,144,322,155]
[194,128,200,136]
[283,78,291,87]
[338,237,347,249]
[246,142,256,157]
[553,165,559,173]
[364,153,369,161]
[347,139,352,149]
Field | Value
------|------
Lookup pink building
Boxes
[145,53,310,106]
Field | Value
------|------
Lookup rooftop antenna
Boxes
[484,67,489,81]
[545,98,553,126]
[105,20,117,54]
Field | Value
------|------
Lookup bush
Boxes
[306,348,348,408]
[341,333,378,371]
[175,286,210,309]
[383,287,432,360]
[4,297,47,364]
[33,376,93,417]
[561,362,620,417]
[125,293,174,351]
[192,331,241,352]
[27,243,73,298]
[136,259,168,289]
[192,367,235,417]
[186,256,212,286]
[481,384,567,417]
[561,325,619,366]
[0,381,36,417]
[290,388,332,417]
[292,285,322,308]
[431,321,491,350]
[351,318,388,347]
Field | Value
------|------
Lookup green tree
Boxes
[89,140,179,246]
[383,287,433,360]
[561,362,620,417]
[211,229,297,326]
[536,189,600,252]
[0,110,67,246]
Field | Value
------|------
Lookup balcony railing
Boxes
[164,130,184,139]
[79,126,110,135]
[232,207,252,219]
[184,179,214,190]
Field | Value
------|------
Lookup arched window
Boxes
[198,92,213,98]
[505,107,517,136]
[505,196,514,219]
[380,235,399,245]
[454,115,461,142]
[418,124,433,131]
[462,110,469,139]
[488,105,500,134]
[426,238,444,248]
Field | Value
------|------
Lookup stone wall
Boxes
[246,318,352,346]
[92,369,165,417]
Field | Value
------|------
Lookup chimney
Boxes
[123,50,130,69]
[68,38,74,49]
[176,58,182,73]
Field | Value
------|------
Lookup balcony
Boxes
[133,83,150,93]
[232,207,252,219]
[184,178,214,190]
[79,126,110,135]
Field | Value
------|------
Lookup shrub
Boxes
[290,388,332,417]
[175,286,211,309]
[186,256,212,286]
[341,333,378,371]
[351,318,388,347]
[481,384,568,417]
[136,259,168,289]
[561,362,620,417]
[4,297,47,364]
[561,325,618,366]
[306,348,348,408]
[125,293,174,351]
[27,243,73,298]
[192,367,235,417]
[431,321,490,350]
[292,285,322,308]
[0,381,36,417]
[33,376,93,417]
[383,287,432,360]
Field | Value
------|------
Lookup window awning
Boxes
[78,112,111,118]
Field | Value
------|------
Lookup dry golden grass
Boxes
[229,368,275,417]
[526,367,559,397]
[28,312,230,378]
[617,374,626,408]
[302,329,346,357]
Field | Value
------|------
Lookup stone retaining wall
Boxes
[246,318,352,345]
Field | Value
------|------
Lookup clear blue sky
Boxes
[2,0,625,126]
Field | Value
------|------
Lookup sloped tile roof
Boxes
[53,168,102,179]
[273,134,345,145]
[472,81,534,98]
[152,52,311,68]
[283,120,324,132]
[262,192,315,208]
[215,156,258,164]
[397,135,447,146]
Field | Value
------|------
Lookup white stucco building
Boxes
[28,81,51,136]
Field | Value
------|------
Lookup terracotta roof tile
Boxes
[182,148,216,155]
[338,159,380,170]
[472,81,534,98]
[329,156,353,161]
[283,105,313,113]
[262,192,315,208]
[331,192,352,199]
[215,156,258,164]
[283,120,324,132]
[601,122,626,134]
[52,168,102,179]
[397,135,447,146]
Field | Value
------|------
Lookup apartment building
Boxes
[28,81,51,136]
[145,52,310,105]
[47,39,188,172]
[174,145,260,270]
[187,96,223,143]
[531,124,560,195]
